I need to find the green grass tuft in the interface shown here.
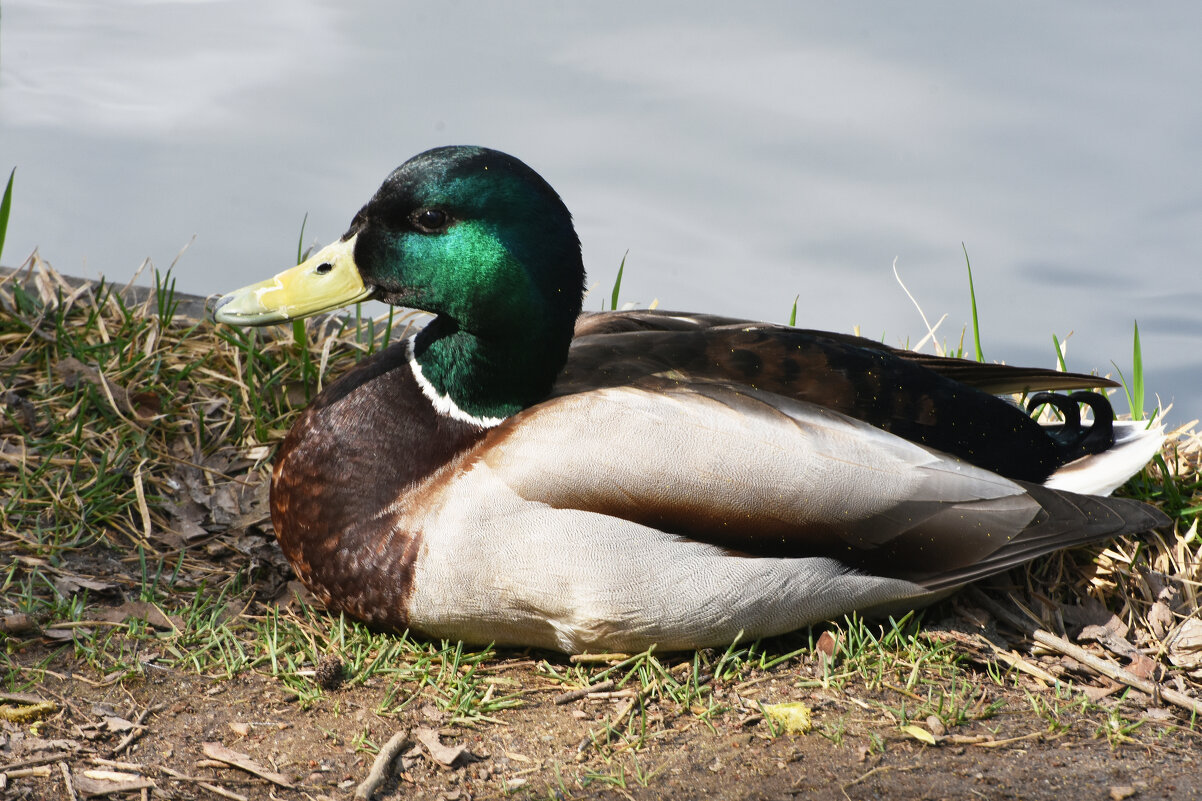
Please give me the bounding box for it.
[0,167,14,264]
[1112,320,1147,421]
[962,243,985,363]
[609,251,628,311]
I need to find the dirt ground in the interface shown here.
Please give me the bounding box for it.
[4,612,1201,801]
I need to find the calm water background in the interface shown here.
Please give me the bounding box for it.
[2,2,1199,422]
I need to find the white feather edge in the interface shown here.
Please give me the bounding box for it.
[1044,419,1166,496]
[406,338,506,429]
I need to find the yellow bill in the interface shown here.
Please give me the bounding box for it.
[213,235,373,326]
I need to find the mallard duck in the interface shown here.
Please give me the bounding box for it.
[214,146,1167,653]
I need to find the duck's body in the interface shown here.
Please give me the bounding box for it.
[216,146,1167,652]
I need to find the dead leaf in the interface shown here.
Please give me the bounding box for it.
[1126,652,1157,680]
[95,601,178,631]
[415,727,466,767]
[75,773,155,796]
[1062,598,1128,640]
[103,716,137,733]
[1083,682,1124,702]
[54,356,99,389]
[127,389,162,419]
[52,574,118,596]
[900,724,937,745]
[53,356,137,415]
[816,630,838,663]
[0,691,50,705]
[2,390,37,431]
[174,518,209,541]
[1,613,38,635]
[43,628,84,641]
[1166,617,1202,669]
[210,484,241,526]
[14,735,78,754]
[202,741,295,788]
[1148,601,1176,641]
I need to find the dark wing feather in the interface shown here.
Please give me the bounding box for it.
[913,483,1167,591]
[560,311,1098,482]
[574,310,1115,392]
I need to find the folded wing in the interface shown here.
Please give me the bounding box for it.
[482,380,1165,591]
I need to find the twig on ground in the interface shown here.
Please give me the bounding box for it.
[570,653,629,664]
[59,762,78,801]
[355,728,411,801]
[201,743,294,789]
[968,587,1202,717]
[553,679,616,705]
[0,754,75,772]
[111,704,161,757]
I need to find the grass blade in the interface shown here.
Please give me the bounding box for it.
[1112,321,1145,421]
[293,213,314,399]
[0,167,14,264]
[1131,320,1145,421]
[296,211,309,264]
[789,295,799,326]
[962,243,984,363]
[610,252,627,311]
[1051,333,1068,372]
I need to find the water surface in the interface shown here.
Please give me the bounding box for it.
[2,1,1199,420]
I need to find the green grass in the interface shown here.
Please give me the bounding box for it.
[609,251,627,310]
[962,243,985,362]
[0,167,14,264]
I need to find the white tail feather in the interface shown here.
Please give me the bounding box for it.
[1044,419,1166,496]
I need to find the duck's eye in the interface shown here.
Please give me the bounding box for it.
[413,208,449,233]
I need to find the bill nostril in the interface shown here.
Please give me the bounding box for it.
[315,262,333,275]
[211,292,237,323]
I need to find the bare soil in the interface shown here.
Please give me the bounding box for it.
[4,606,1201,801]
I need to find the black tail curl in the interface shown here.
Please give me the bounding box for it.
[1026,391,1115,465]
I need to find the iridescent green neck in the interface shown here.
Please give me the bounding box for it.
[411,314,573,423]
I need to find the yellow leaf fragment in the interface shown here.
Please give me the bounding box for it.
[761,702,812,734]
[900,724,937,745]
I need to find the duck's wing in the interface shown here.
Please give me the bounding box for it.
[573,309,1115,394]
[481,380,1166,592]
[559,319,1097,483]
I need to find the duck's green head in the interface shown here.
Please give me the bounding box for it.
[214,146,584,340]
[214,147,586,418]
